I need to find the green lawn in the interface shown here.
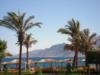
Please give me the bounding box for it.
[0,71,100,75]
[0,72,80,75]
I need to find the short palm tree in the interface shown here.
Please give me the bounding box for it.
[58,19,81,67]
[0,39,12,71]
[80,28,96,66]
[23,33,37,70]
[0,11,41,75]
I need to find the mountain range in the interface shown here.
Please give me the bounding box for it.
[18,43,84,58]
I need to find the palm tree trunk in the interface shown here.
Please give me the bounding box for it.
[73,48,78,67]
[73,54,75,67]
[76,49,78,67]
[85,47,90,75]
[99,64,100,74]
[96,64,98,72]
[85,50,88,67]
[26,47,29,65]
[85,47,89,67]
[0,59,2,71]
[18,42,22,75]
[26,47,29,72]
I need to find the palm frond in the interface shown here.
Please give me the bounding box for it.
[89,33,96,42]
[76,20,80,30]
[64,44,73,50]
[24,16,35,27]
[19,13,26,26]
[30,40,37,46]
[24,22,42,31]
[7,12,19,25]
[58,28,72,35]
[0,20,18,31]
[23,33,37,48]
[0,40,7,53]
[83,28,90,37]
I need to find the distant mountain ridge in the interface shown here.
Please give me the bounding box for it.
[15,43,84,58]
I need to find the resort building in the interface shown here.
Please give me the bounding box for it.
[93,35,100,50]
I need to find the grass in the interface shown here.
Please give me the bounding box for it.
[1,71,100,75]
[0,68,100,75]
[0,71,81,75]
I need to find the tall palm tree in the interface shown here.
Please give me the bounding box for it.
[80,28,96,66]
[0,11,41,75]
[23,33,37,68]
[58,19,81,67]
[0,39,7,71]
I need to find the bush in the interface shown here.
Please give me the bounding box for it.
[87,51,100,64]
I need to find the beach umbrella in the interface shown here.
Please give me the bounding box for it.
[38,59,48,67]
[2,59,19,71]
[44,59,57,62]
[2,59,25,69]
[26,59,39,72]
[32,54,38,57]
[38,58,57,67]
[38,59,46,63]
[8,59,19,64]
[38,58,57,73]
[28,60,38,64]
[57,59,68,67]
[28,60,39,68]
[4,52,12,56]
[82,59,85,61]
[44,59,57,72]
[66,59,73,63]
[58,59,68,62]
[45,59,57,67]
[2,59,19,64]
[38,58,57,64]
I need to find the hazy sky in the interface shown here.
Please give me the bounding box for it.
[0,0,100,55]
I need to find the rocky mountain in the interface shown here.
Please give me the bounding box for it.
[20,43,84,58]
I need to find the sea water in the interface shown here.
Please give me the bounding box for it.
[2,57,85,68]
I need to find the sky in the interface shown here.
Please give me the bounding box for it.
[0,0,100,55]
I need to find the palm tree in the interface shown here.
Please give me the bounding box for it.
[58,19,81,67]
[0,39,7,71]
[23,33,37,70]
[80,28,96,66]
[0,11,41,75]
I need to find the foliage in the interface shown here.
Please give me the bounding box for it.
[0,39,7,71]
[0,39,7,58]
[0,11,41,45]
[0,11,42,75]
[24,33,37,48]
[80,28,96,53]
[58,18,97,67]
[0,40,7,51]
[87,50,100,64]
[24,33,37,72]
[58,18,81,67]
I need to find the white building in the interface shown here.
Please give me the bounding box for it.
[93,35,100,50]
